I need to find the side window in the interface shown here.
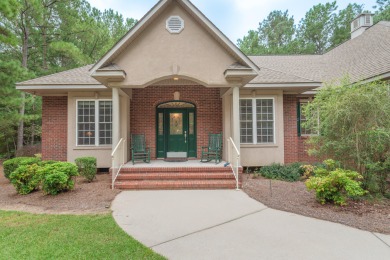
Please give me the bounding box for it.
[298,101,319,136]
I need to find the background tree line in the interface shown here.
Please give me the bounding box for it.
[0,0,136,157]
[237,0,390,55]
[0,0,389,158]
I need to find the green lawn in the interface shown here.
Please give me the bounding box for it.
[0,211,165,260]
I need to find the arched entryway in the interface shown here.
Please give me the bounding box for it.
[156,101,196,159]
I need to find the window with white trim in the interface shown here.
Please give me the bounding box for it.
[240,98,275,144]
[298,100,319,136]
[77,100,112,146]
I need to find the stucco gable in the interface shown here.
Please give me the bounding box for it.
[90,0,259,87]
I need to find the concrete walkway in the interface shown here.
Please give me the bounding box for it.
[111,190,390,260]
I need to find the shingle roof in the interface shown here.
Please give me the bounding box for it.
[16,22,390,87]
[323,21,390,83]
[249,22,390,84]
[249,55,324,84]
[17,64,100,86]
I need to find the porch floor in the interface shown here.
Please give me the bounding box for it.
[122,160,228,168]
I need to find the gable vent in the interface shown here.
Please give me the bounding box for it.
[166,16,184,34]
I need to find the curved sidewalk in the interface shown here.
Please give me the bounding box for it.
[112,190,390,260]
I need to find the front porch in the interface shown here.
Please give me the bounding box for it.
[112,160,242,190]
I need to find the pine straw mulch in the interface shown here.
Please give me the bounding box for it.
[1,161,389,233]
[242,174,390,234]
[0,163,120,215]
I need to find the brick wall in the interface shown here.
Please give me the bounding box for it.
[283,94,318,164]
[130,85,222,159]
[42,96,67,161]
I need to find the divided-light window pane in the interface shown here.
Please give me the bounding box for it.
[98,101,112,145]
[240,99,253,143]
[77,100,112,146]
[256,99,274,144]
[239,98,275,144]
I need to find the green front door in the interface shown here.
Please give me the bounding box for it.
[156,106,196,158]
[167,109,188,153]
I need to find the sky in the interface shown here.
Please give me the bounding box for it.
[88,0,377,43]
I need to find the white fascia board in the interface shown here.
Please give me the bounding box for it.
[16,84,107,90]
[92,71,126,78]
[224,70,258,77]
[245,82,323,88]
[89,0,169,74]
[357,72,390,85]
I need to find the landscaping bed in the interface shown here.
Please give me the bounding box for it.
[242,174,390,234]
[0,163,120,214]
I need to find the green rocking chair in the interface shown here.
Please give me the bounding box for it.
[131,134,151,165]
[201,133,223,164]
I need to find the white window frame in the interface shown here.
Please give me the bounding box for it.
[240,97,276,145]
[76,99,112,147]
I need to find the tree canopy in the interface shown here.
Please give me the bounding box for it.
[238,0,389,55]
[0,0,137,157]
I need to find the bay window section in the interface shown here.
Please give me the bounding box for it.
[77,100,112,146]
[240,98,275,144]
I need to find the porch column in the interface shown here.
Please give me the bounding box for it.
[112,87,120,148]
[232,86,240,152]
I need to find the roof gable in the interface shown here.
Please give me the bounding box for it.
[89,0,259,76]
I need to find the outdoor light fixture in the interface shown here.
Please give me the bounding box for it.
[173,77,179,81]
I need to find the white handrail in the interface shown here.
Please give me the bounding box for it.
[227,137,240,190]
[111,138,126,189]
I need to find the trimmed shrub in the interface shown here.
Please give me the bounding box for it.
[305,167,366,206]
[256,163,304,182]
[9,164,42,195]
[300,164,315,180]
[75,157,97,182]
[3,157,41,179]
[39,162,78,195]
[42,172,72,195]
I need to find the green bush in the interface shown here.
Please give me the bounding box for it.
[9,164,42,195]
[305,166,366,206]
[364,158,390,195]
[3,157,41,179]
[256,163,304,182]
[303,81,390,196]
[39,162,78,195]
[42,172,73,195]
[75,157,97,182]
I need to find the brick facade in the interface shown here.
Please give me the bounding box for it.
[130,85,222,159]
[41,96,68,161]
[283,94,318,164]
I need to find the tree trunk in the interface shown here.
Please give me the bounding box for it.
[17,11,29,151]
[42,27,48,70]
[31,94,36,145]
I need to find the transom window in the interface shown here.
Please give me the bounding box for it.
[77,100,112,146]
[240,98,275,144]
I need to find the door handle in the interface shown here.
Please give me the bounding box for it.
[184,131,187,143]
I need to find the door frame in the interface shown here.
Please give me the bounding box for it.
[156,101,197,158]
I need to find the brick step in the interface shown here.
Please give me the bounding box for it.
[116,172,235,181]
[120,166,238,174]
[114,180,240,190]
